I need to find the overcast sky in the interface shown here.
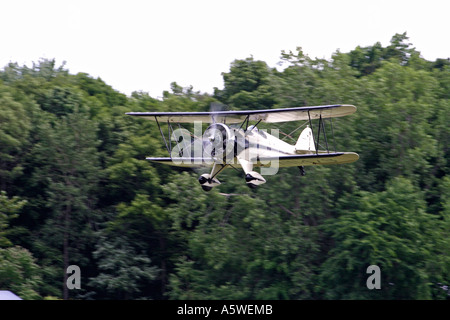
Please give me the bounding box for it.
[1,0,448,98]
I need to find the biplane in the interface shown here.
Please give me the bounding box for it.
[126,104,359,191]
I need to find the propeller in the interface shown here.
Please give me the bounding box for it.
[191,102,230,175]
[193,102,239,191]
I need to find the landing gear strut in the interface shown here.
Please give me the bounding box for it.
[298,166,306,176]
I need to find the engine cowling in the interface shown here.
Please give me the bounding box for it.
[203,123,235,162]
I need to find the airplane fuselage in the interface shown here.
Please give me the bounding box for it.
[197,123,316,189]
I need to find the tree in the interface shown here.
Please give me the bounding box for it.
[385,32,415,65]
[0,191,43,300]
[349,42,385,76]
[0,85,31,192]
[40,86,85,116]
[273,47,320,107]
[215,57,277,110]
[32,112,101,299]
[166,172,321,299]
[89,235,159,299]
[435,176,450,299]
[348,32,417,76]
[0,246,42,299]
[320,177,444,299]
[0,191,27,248]
[104,193,169,298]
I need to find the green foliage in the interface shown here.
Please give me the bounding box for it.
[320,177,444,299]
[348,32,418,76]
[166,172,326,299]
[215,57,277,110]
[0,246,42,299]
[0,191,27,247]
[89,236,159,299]
[0,85,31,191]
[0,36,448,300]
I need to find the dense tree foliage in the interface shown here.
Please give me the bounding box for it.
[0,33,448,299]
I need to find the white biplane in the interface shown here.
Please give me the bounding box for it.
[126,104,359,191]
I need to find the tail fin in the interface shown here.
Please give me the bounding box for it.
[295,126,315,153]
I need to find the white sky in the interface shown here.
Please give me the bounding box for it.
[0,0,448,98]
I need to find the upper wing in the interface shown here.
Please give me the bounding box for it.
[126,104,356,124]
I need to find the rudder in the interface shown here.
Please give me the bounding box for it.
[295,126,315,153]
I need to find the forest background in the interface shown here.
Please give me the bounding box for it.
[0,33,448,300]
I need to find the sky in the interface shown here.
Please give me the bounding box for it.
[1,0,448,98]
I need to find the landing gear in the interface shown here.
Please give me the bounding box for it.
[198,173,221,191]
[298,166,306,176]
[201,185,213,192]
[198,163,224,191]
[244,172,266,189]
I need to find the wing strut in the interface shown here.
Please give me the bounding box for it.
[308,111,336,155]
[167,120,173,155]
[155,116,169,155]
[154,116,177,156]
[211,163,228,180]
[237,115,250,131]
[307,110,317,154]
[316,114,330,153]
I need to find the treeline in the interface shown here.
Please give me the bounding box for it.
[0,33,448,299]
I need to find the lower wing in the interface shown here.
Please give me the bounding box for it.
[257,152,359,167]
[146,152,359,168]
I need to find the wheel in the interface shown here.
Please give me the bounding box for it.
[201,185,213,192]
[198,175,208,184]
